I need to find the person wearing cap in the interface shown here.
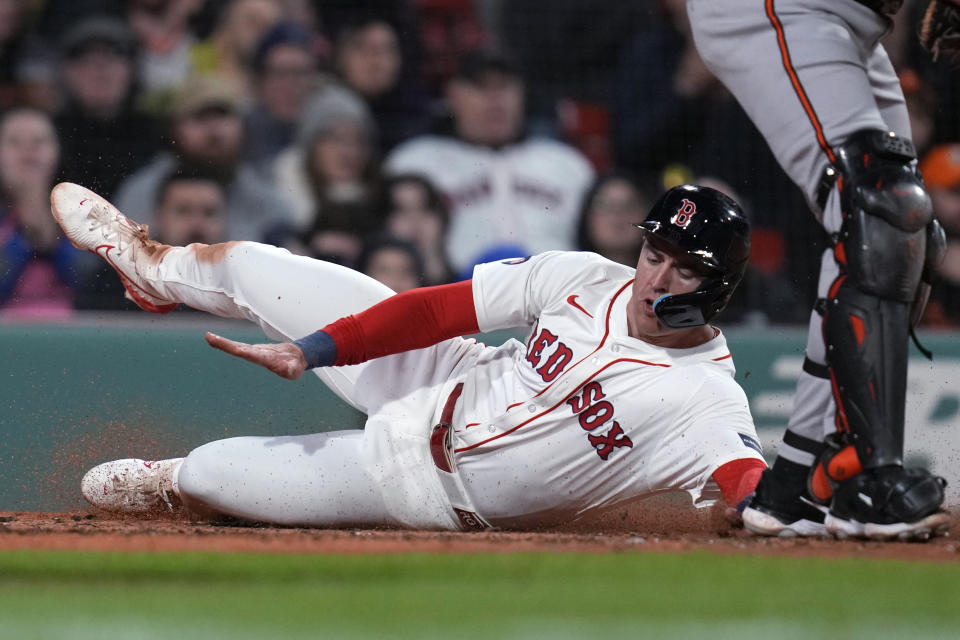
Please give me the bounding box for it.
[245,22,321,168]
[267,82,381,266]
[111,75,295,244]
[920,144,960,326]
[54,15,164,198]
[384,49,594,279]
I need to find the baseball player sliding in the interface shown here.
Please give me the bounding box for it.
[53,181,767,531]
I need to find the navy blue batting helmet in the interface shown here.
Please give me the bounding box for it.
[634,184,751,328]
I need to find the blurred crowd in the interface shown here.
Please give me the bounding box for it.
[1,0,958,327]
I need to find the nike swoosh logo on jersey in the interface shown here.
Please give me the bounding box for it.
[566,294,593,318]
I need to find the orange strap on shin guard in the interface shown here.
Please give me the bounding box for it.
[808,443,864,503]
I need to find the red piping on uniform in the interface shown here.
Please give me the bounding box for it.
[530,279,634,400]
[764,0,836,164]
[454,356,671,453]
[712,353,732,361]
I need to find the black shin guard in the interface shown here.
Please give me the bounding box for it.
[823,283,911,468]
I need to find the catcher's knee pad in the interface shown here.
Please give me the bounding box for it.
[831,130,933,301]
[829,466,946,525]
[821,131,935,469]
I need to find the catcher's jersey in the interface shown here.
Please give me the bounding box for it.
[451,251,763,528]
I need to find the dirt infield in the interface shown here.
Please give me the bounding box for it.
[2,501,957,562]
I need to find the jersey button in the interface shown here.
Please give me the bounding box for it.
[527,404,537,413]
[591,356,599,364]
[488,425,496,433]
[611,344,621,353]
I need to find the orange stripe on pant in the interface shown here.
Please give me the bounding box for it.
[764,0,836,165]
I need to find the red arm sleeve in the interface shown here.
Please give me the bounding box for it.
[323,280,480,366]
[712,458,767,506]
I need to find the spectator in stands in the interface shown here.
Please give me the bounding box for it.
[126,0,203,100]
[355,234,426,293]
[609,0,719,178]
[575,171,649,267]
[270,83,380,265]
[151,167,228,246]
[0,0,56,111]
[920,144,960,327]
[113,74,295,242]
[191,0,282,99]
[380,173,453,286]
[245,22,321,168]
[328,12,430,153]
[384,49,594,277]
[54,16,164,198]
[0,107,96,317]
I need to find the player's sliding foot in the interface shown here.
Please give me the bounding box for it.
[741,469,828,537]
[824,466,951,542]
[81,458,184,514]
[50,182,177,313]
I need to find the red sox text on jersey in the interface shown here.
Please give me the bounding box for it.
[525,325,634,460]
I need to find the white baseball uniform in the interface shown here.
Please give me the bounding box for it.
[148,242,763,530]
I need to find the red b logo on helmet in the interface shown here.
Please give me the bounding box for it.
[670,198,697,229]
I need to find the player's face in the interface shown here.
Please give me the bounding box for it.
[626,238,714,347]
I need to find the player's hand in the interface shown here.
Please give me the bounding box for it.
[204,332,308,380]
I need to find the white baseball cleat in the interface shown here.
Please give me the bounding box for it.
[50,182,177,313]
[81,458,184,514]
[825,511,952,542]
[742,504,828,537]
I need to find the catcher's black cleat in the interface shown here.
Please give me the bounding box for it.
[742,468,828,537]
[825,466,951,541]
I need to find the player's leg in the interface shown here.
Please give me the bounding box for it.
[688,0,882,536]
[79,430,433,528]
[49,181,420,413]
[81,416,463,530]
[688,0,948,538]
[174,431,401,527]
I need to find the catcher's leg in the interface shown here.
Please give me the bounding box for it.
[811,130,948,539]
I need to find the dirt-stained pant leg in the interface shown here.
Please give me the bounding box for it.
[687,0,910,464]
[142,241,463,528]
[152,241,394,413]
